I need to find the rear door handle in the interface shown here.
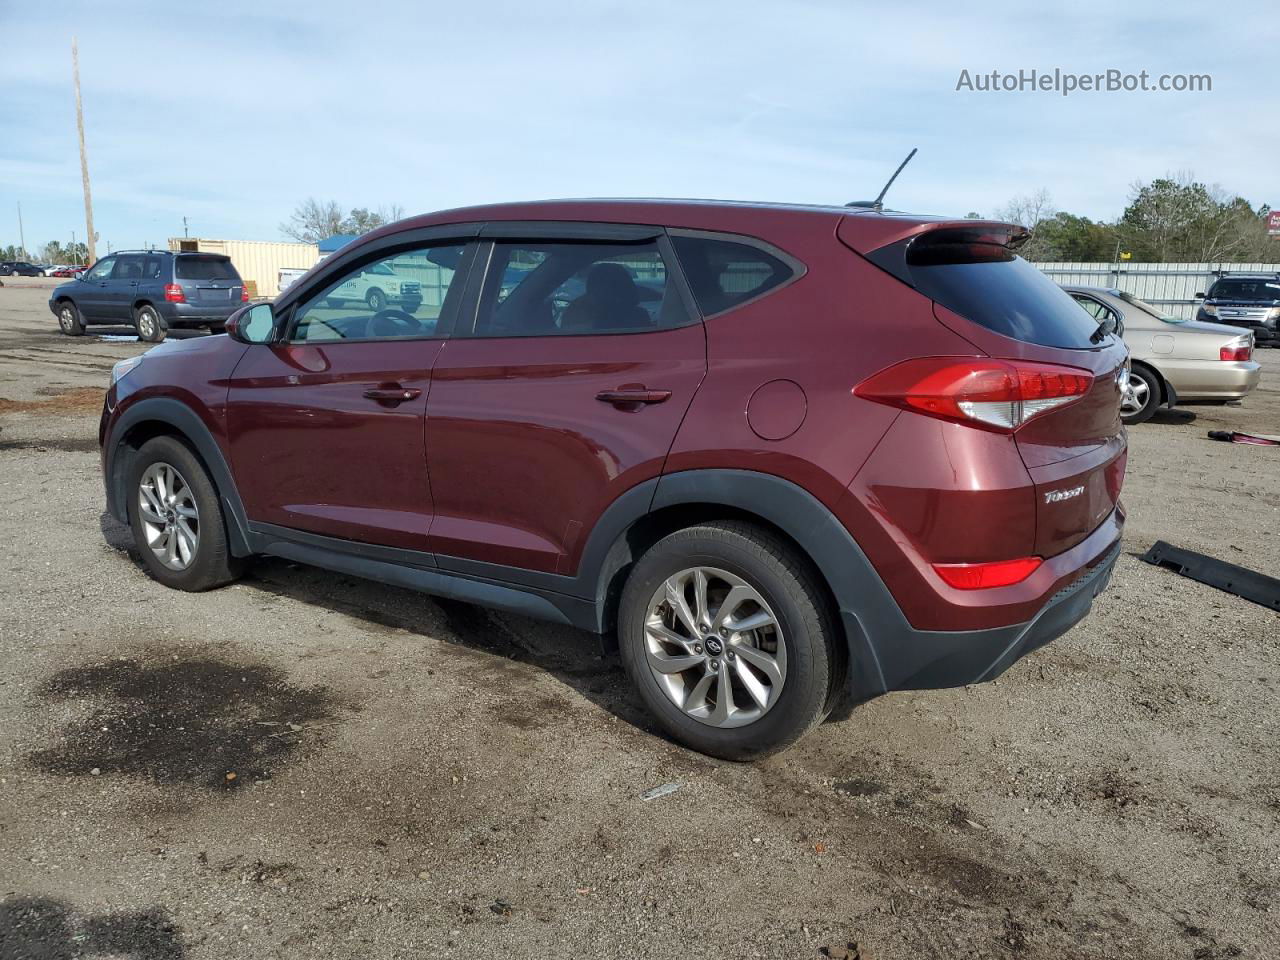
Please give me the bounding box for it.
[363,386,422,404]
[596,387,672,407]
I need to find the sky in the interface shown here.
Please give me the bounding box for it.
[1,0,1276,254]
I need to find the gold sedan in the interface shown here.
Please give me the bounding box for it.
[1063,285,1262,425]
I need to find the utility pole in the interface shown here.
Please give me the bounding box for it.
[16,202,25,259]
[183,216,189,238]
[72,37,96,265]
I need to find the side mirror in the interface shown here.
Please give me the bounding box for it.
[226,302,276,344]
[1194,292,1205,299]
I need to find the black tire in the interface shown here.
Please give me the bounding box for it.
[56,300,84,336]
[617,521,838,760]
[1121,365,1161,425]
[126,436,244,591]
[134,304,166,343]
[365,288,387,312]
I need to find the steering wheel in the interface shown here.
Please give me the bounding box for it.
[366,309,424,339]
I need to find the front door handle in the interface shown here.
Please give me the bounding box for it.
[596,387,672,407]
[363,386,422,405]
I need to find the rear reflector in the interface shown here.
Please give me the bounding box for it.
[855,357,1093,432]
[1220,340,1252,362]
[933,556,1043,590]
[164,283,185,303]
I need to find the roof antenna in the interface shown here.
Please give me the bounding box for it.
[846,147,917,211]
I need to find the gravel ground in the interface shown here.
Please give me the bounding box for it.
[1,276,1277,960]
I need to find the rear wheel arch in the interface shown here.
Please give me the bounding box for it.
[1129,359,1168,403]
[583,470,867,695]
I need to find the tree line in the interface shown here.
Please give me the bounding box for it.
[981,174,1276,263]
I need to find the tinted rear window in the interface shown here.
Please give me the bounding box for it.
[175,255,238,281]
[871,232,1102,349]
[671,235,797,316]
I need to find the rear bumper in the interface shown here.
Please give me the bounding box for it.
[159,301,241,325]
[1156,359,1261,401]
[841,506,1123,701]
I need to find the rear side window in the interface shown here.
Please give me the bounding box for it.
[472,240,689,337]
[671,235,797,316]
[871,230,1102,349]
[175,255,238,281]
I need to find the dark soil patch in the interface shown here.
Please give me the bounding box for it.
[0,896,183,959]
[26,654,342,790]
[0,435,99,454]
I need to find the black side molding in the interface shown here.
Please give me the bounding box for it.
[1141,540,1280,612]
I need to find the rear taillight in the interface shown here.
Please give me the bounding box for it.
[1220,339,1252,362]
[241,286,249,302]
[854,357,1094,432]
[164,283,185,303]
[933,556,1043,590]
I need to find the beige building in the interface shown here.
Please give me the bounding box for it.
[168,237,319,298]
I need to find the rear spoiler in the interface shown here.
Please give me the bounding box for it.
[838,217,1030,285]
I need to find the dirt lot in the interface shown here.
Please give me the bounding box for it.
[1,275,1277,960]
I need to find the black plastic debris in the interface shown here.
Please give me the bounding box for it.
[1141,541,1280,612]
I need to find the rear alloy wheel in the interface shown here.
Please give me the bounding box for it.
[1121,365,1160,425]
[126,436,243,591]
[618,522,837,759]
[57,301,84,336]
[135,304,166,343]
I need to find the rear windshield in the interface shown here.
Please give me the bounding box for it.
[1207,278,1280,302]
[872,232,1103,349]
[175,255,238,281]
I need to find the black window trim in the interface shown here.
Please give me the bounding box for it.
[1068,291,1124,325]
[666,227,807,319]
[454,227,701,340]
[274,223,485,345]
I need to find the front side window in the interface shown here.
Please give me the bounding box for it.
[84,257,115,281]
[291,244,465,342]
[671,235,797,316]
[473,240,687,337]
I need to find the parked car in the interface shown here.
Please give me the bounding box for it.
[322,260,423,313]
[39,264,60,277]
[49,250,247,342]
[0,260,44,276]
[1063,285,1260,425]
[99,200,1128,758]
[50,265,85,278]
[1194,273,1280,345]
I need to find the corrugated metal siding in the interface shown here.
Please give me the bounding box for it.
[168,238,319,297]
[1036,261,1280,319]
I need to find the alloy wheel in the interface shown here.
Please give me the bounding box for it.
[1121,376,1149,416]
[643,566,787,729]
[137,462,200,570]
[58,306,74,333]
[137,309,157,340]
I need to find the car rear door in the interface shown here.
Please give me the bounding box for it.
[225,238,476,551]
[424,226,707,576]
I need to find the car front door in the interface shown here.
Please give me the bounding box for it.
[76,256,117,321]
[424,228,707,576]
[225,239,475,552]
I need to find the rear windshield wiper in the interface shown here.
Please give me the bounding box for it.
[1089,317,1116,344]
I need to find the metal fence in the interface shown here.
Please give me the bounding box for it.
[1034,261,1280,319]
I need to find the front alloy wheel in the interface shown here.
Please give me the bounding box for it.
[137,462,200,570]
[644,566,787,728]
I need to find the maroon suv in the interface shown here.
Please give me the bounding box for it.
[99,199,1128,758]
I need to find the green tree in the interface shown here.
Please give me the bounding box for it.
[1118,175,1270,262]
